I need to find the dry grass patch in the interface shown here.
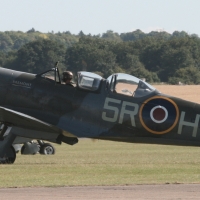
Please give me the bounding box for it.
[153,85,200,103]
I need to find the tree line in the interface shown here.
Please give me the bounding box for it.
[0,28,194,53]
[1,29,200,84]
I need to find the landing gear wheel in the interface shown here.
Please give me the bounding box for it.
[40,143,55,155]
[0,146,16,164]
[20,145,25,154]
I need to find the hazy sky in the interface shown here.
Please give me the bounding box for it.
[1,0,200,35]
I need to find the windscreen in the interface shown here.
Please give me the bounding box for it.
[39,68,60,83]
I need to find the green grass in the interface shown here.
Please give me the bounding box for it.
[1,139,200,187]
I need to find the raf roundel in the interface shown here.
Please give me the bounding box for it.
[150,105,168,124]
[139,96,179,134]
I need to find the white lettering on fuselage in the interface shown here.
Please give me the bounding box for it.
[102,98,121,123]
[178,111,200,137]
[12,80,32,88]
[119,101,138,126]
[102,97,200,137]
[102,97,139,126]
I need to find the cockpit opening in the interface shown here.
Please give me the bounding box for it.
[107,73,155,98]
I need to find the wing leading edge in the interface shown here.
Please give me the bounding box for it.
[0,106,77,139]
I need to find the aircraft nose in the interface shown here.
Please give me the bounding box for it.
[0,67,15,85]
[0,68,17,105]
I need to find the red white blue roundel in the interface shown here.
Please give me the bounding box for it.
[139,96,179,134]
[150,105,168,123]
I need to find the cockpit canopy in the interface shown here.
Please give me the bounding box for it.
[37,68,156,97]
[107,73,156,98]
[77,71,103,91]
[77,72,156,97]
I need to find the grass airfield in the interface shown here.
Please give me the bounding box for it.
[1,85,200,188]
[1,140,200,187]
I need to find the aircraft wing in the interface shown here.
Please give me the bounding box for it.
[0,106,74,136]
[0,106,61,133]
[0,106,78,148]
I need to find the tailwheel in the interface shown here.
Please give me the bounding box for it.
[0,146,16,164]
[40,143,55,155]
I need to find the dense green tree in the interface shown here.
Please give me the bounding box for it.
[65,37,117,77]
[140,42,163,72]
[120,29,146,41]
[65,37,160,80]
[0,50,17,69]
[7,39,66,73]
[78,31,85,37]
[172,31,188,38]
[0,32,13,52]
[102,30,121,42]
[139,36,200,82]
[27,28,36,33]
[130,66,160,82]
[147,31,171,40]
[0,31,78,52]
[0,52,6,66]
[168,66,200,84]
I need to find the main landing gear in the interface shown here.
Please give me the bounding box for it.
[0,123,56,164]
[0,145,16,164]
[21,140,55,155]
[0,124,16,164]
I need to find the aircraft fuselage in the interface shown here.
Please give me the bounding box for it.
[1,67,200,147]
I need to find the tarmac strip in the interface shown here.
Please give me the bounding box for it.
[1,184,200,200]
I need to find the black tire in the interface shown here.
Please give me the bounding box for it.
[21,145,25,154]
[0,146,16,164]
[40,143,55,155]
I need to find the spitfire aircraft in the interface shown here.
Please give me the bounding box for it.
[0,63,200,164]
